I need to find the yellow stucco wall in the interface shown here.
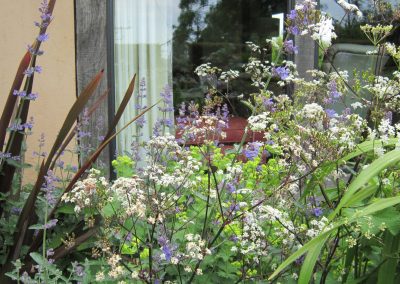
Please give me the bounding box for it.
[0,0,76,183]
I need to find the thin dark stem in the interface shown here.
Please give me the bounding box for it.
[319,183,334,209]
[320,229,340,283]
[148,220,157,282]
[202,170,211,238]
[177,263,183,284]
[211,166,225,223]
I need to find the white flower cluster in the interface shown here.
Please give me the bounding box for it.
[248,112,270,131]
[378,119,396,143]
[194,63,221,77]
[146,135,181,152]
[365,76,397,99]
[329,113,364,152]
[62,169,109,213]
[183,115,227,143]
[306,217,330,238]
[299,103,324,120]
[258,205,297,245]
[245,41,261,53]
[184,234,211,260]
[294,0,317,11]
[144,155,201,190]
[369,119,400,156]
[106,254,125,279]
[220,69,240,82]
[361,24,393,45]
[337,0,363,18]
[310,15,337,48]
[225,164,243,181]
[244,59,270,88]
[231,212,268,263]
[111,176,146,217]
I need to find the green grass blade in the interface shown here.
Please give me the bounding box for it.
[344,184,378,208]
[377,231,400,284]
[342,138,398,162]
[331,150,400,219]
[270,196,400,281]
[298,234,329,284]
[269,228,335,281]
[342,245,356,283]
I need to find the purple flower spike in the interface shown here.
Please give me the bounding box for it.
[325,109,337,118]
[288,9,297,20]
[27,45,44,56]
[37,33,49,42]
[13,90,27,98]
[34,66,43,73]
[162,245,172,262]
[312,207,323,217]
[226,182,236,193]
[27,93,39,100]
[23,68,35,77]
[272,66,290,80]
[288,25,300,35]
[283,39,298,54]
[328,81,341,99]
[243,141,263,160]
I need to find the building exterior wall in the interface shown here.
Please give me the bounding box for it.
[0,0,76,183]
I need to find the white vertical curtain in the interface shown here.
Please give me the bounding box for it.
[114,0,173,154]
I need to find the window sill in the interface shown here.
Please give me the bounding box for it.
[175,116,264,145]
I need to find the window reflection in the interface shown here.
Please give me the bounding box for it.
[320,0,399,44]
[172,0,287,117]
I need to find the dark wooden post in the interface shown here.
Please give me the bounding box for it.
[294,0,318,80]
[75,0,112,174]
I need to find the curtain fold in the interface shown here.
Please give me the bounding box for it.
[114,0,173,155]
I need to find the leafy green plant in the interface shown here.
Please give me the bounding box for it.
[2,1,400,283]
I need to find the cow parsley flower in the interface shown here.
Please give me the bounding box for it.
[299,103,324,120]
[248,112,270,131]
[220,69,240,82]
[337,0,363,18]
[311,15,337,49]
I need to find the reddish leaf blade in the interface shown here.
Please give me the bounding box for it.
[105,74,136,139]
[0,51,31,152]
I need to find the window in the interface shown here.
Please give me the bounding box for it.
[113,0,288,153]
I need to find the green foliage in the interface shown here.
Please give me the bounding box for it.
[112,155,134,178]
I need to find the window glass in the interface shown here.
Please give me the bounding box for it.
[320,0,399,44]
[114,0,288,152]
[172,0,287,117]
[319,0,400,116]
